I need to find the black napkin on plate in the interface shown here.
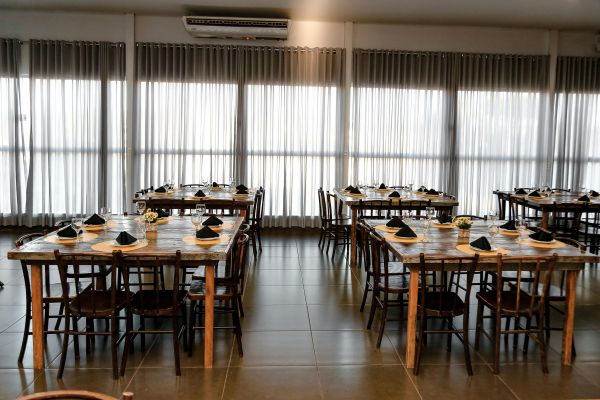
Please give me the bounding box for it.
[57,225,78,238]
[155,186,167,193]
[196,226,219,239]
[115,231,137,245]
[388,191,401,198]
[379,183,387,189]
[395,226,417,238]
[236,188,249,195]
[202,215,223,226]
[470,236,492,251]
[426,189,439,195]
[194,189,207,198]
[590,190,600,197]
[212,182,219,187]
[417,187,426,192]
[386,217,407,228]
[344,185,354,191]
[515,188,527,195]
[157,209,170,218]
[236,184,248,191]
[349,187,362,195]
[84,213,106,225]
[578,195,591,202]
[529,230,554,242]
[437,214,453,224]
[528,190,542,197]
[499,220,517,230]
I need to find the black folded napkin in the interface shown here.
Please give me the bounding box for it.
[470,236,492,251]
[379,183,387,189]
[84,213,106,225]
[349,187,362,195]
[155,186,167,193]
[345,185,355,191]
[115,231,137,245]
[395,226,417,238]
[157,209,170,218]
[528,190,542,197]
[529,230,553,242]
[499,220,517,230]
[590,190,599,197]
[437,214,453,224]
[578,195,591,202]
[515,188,527,195]
[236,189,249,195]
[196,226,219,239]
[212,182,219,187]
[388,191,401,198]
[386,217,408,228]
[417,187,427,192]
[426,189,439,195]
[194,189,207,198]
[236,184,248,191]
[202,215,223,226]
[57,225,78,238]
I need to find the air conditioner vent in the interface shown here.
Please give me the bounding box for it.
[182,16,289,40]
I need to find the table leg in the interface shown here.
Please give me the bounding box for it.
[31,264,45,369]
[204,263,215,368]
[350,208,358,265]
[562,270,578,365]
[541,211,549,230]
[405,269,419,368]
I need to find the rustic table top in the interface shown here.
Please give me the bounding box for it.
[133,187,255,207]
[6,215,244,262]
[364,218,599,267]
[494,190,600,209]
[334,188,458,207]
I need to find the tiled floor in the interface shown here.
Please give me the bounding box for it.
[1,227,600,399]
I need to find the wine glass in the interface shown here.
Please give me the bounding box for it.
[488,224,499,247]
[137,220,147,243]
[425,207,436,220]
[137,201,146,215]
[488,209,497,225]
[516,218,527,242]
[421,219,431,242]
[403,210,414,227]
[192,212,202,231]
[196,204,206,222]
[71,218,83,242]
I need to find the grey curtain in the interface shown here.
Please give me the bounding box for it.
[0,39,27,225]
[26,39,126,226]
[552,56,600,191]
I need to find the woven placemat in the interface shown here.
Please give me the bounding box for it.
[91,240,148,253]
[45,232,98,244]
[384,233,425,243]
[456,244,509,255]
[519,239,566,249]
[182,234,230,246]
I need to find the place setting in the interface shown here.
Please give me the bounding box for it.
[91,230,148,252]
[45,221,98,244]
[182,206,231,246]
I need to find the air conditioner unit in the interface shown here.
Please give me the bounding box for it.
[182,16,289,40]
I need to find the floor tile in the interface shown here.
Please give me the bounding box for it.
[312,330,401,365]
[243,284,306,306]
[308,304,368,330]
[230,331,316,367]
[242,305,311,331]
[0,369,38,399]
[246,269,303,286]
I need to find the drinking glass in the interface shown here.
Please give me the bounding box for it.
[71,218,83,242]
[403,210,414,227]
[421,219,431,242]
[488,209,497,225]
[196,204,206,222]
[137,201,146,215]
[137,220,147,243]
[516,218,527,242]
[488,224,499,247]
[192,213,202,231]
[425,207,436,220]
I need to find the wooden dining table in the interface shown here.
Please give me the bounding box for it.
[133,187,255,216]
[364,218,600,369]
[335,189,459,265]
[6,215,243,370]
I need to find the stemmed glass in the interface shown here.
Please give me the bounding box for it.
[196,204,206,223]
[425,207,436,220]
[191,212,202,232]
[488,224,499,247]
[136,201,146,215]
[100,206,112,222]
[488,209,497,225]
[516,218,527,242]
[421,218,431,242]
[403,210,414,227]
[71,218,83,243]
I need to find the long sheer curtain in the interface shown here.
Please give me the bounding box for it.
[0,39,27,225]
[552,56,600,191]
[26,40,126,226]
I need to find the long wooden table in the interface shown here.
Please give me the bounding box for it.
[494,190,600,229]
[133,187,255,216]
[6,215,243,369]
[335,189,459,265]
[364,218,599,369]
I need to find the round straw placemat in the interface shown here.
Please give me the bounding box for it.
[201,223,234,231]
[456,244,509,256]
[45,232,98,244]
[374,225,400,233]
[182,234,230,246]
[519,239,566,249]
[499,229,520,236]
[346,193,367,198]
[384,233,425,243]
[91,240,148,253]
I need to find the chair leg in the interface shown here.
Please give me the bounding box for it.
[523,317,532,354]
[446,318,453,352]
[188,300,195,357]
[232,297,243,357]
[18,305,31,364]
[54,303,64,330]
[237,294,245,318]
[376,293,388,348]
[463,312,473,376]
[140,316,146,352]
[366,288,378,330]
[181,304,188,352]
[172,312,181,376]
[414,315,427,376]
[120,312,133,376]
[57,312,71,380]
[493,310,502,374]
[537,313,549,374]
[110,315,119,380]
[474,301,484,350]
[43,303,50,339]
[72,316,80,360]
[256,225,263,251]
[359,274,370,312]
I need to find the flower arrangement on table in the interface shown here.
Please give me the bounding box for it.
[453,216,473,238]
[141,209,159,224]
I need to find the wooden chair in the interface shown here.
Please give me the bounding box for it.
[248,187,265,256]
[326,192,351,255]
[357,199,392,219]
[187,234,249,358]
[118,251,188,376]
[53,251,127,380]
[475,254,558,374]
[495,190,511,220]
[414,253,479,376]
[18,390,133,400]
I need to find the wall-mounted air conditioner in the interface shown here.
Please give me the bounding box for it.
[182,16,289,40]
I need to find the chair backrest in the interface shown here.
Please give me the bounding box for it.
[53,251,118,317]
[234,234,250,288]
[418,253,479,313]
[326,192,344,220]
[118,251,183,315]
[18,390,133,400]
[317,188,328,222]
[368,231,403,285]
[252,189,265,221]
[356,219,372,272]
[358,199,391,219]
[494,255,558,316]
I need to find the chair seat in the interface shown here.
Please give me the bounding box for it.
[191,264,229,280]
[69,290,129,316]
[131,290,187,315]
[378,274,410,293]
[45,281,92,302]
[418,292,465,317]
[476,289,541,316]
[330,219,352,227]
[187,280,234,300]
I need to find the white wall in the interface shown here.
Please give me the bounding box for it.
[0,9,597,56]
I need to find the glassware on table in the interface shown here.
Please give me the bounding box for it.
[425,207,436,220]
[137,221,147,243]
[516,218,527,242]
[421,219,431,242]
[402,210,414,226]
[196,204,206,222]
[488,209,497,224]
[488,224,499,247]
[136,201,146,215]
[71,218,84,242]
[191,213,202,231]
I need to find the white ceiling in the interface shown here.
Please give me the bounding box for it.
[1,0,599,29]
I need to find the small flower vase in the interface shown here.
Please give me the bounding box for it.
[146,222,158,240]
[458,228,470,239]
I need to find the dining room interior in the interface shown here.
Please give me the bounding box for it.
[1,0,600,399]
